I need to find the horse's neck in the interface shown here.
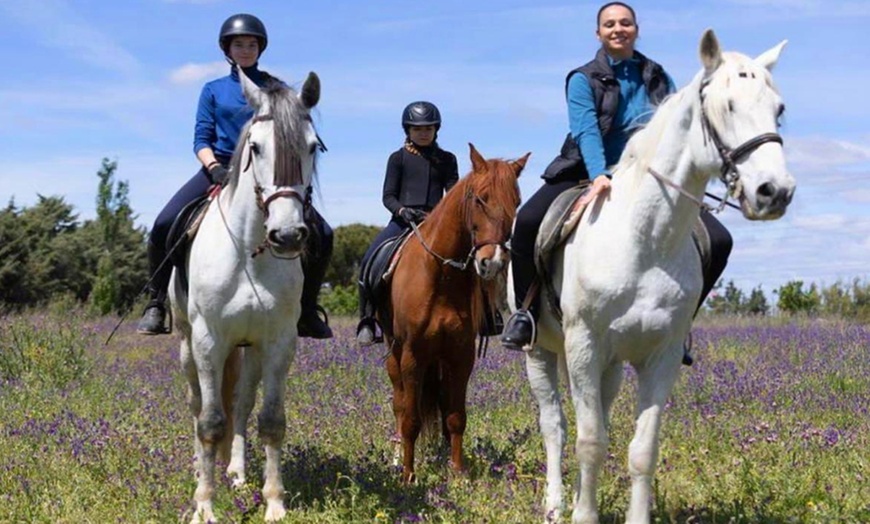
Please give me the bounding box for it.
[615,90,707,255]
[216,173,266,249]
[423,203,472,260]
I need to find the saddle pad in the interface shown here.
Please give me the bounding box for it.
[534,182,591,279]
[165,191,214,294]
[361,230,412,301]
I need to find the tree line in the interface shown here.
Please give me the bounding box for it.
[2,160,869,320]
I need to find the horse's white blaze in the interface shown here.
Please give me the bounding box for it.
[509,30,795,524]
[171,66,321,523]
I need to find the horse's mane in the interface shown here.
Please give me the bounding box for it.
[615,51,778,185]
[228,73,320,189]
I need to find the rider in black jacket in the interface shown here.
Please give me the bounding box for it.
[356,101,459,346]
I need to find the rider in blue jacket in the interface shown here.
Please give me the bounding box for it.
[137,14,334,339]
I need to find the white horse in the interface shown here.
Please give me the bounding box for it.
[170,67,322,523]
[510,30,795,523]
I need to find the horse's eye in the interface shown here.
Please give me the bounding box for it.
[776,104,785,127]
[728,100,735,112]
[309,143,318,155]
[250,142,260,155]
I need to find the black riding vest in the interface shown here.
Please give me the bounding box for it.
[382,146,460,215]
[542,48,671,181]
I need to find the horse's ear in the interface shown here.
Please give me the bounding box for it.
[511,153,531,178]
[469,143,487,173]
[754,40,787,72]
[699,28,723,75]
[300,72,320,109]
[239,65,265,110]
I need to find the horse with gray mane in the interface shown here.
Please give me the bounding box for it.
[170,66,322,523]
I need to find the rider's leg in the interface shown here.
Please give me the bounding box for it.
[502,179,579,350]
[356,218,407,346]
[683,210,733,364]
[138,168,213,335]
[298,207,334,339]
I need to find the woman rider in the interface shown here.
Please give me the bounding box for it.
[501,2,733,364]
[356,101,459,346]
[137,13,334,339]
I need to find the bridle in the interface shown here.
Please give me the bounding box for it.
[239,113,312,258]
[647,75,784,213]
[411,187,511,271]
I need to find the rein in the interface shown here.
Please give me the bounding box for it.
[409,188,509,271]
[647,76,783,214]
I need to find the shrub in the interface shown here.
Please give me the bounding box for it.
[0,315,92,388]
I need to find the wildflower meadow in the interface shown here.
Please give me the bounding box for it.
[1,311,868,523]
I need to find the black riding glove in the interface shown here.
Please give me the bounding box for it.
[399,207,427,225]
[208,164,229,186]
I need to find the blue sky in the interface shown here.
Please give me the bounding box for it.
[2,0,869,295]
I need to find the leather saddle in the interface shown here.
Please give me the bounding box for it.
[165,192,214,294]
[531,181,712,321]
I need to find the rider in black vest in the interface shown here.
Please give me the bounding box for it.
[356,101,459,346]
[501,2,732,364]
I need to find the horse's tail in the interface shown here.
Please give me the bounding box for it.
[419,361,442,443]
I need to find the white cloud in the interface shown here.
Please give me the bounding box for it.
[0,0,140,75]
[790,213,848,231]
[169,62,228,86]
[786,136,870,169]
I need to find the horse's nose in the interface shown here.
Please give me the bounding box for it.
[268,225,308,251]
[475,253,505,280]
[756,182,794,215]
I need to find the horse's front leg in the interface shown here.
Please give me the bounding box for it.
[399,348,423,483]
[386,345,404,468]
[227,346,262,488]
[526,346,566,523]
[258,336,294,522]
[189,331,229,524]
[626,348,681,524]
[564,331,607,524]
[440,354,473,474]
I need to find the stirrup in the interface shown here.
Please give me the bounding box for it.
[502,309,536,352]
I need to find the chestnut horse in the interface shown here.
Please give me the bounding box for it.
[382,144,529,482]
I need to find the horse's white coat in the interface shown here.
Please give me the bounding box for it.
[509,31,794,523]
[170,67,321,523]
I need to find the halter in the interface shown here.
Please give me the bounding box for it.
[698,76,784,211]
[241,113,310,258]
[410,188,511,271]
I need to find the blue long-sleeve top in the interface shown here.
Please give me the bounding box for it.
[567,55,676,179]
[193,65,269,158]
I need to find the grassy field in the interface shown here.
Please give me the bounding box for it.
[1,311,868,523]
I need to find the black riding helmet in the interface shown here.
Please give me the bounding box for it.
[402,101,442,132]
[219,14,268,56]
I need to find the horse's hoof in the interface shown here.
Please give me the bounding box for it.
[264,501,286,522]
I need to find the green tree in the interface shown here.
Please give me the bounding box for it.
[775,280,820,315]
[706,279,746,315]
[745,285,769,316]
[326,223,381,287]
[89,158,148,314]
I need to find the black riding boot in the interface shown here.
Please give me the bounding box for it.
[683,211,734,366]
[298,254,333,340]
[356,282,378,346]
[137,241,170,335]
